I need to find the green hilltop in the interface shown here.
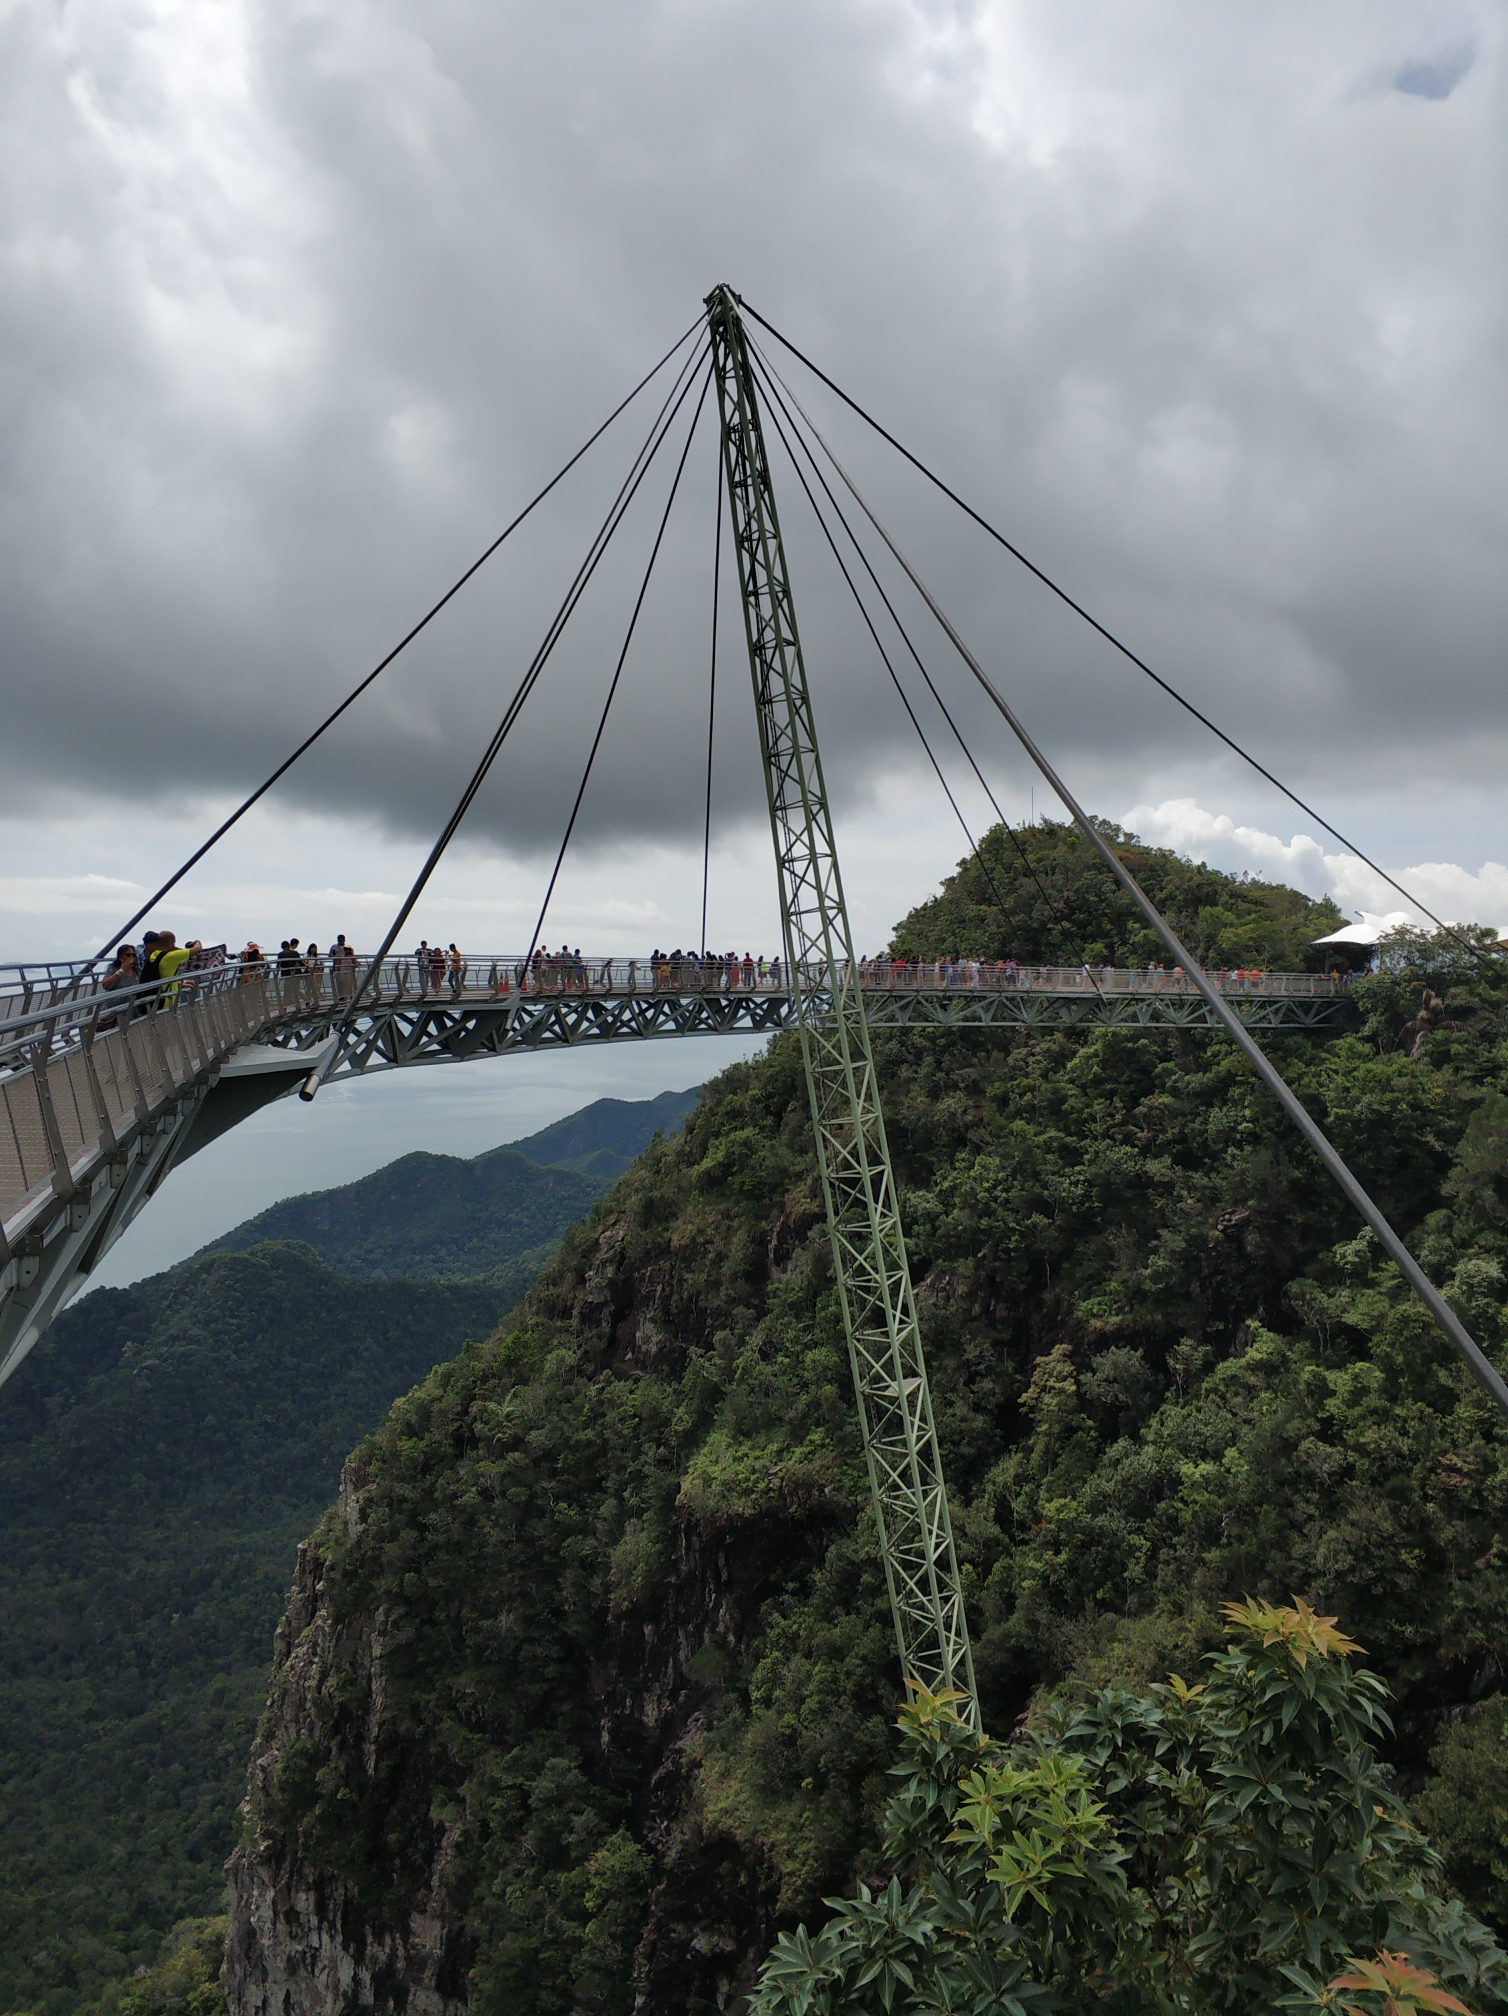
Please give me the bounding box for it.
[196,1085,701,1283]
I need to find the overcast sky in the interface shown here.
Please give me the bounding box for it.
[2,0,1502,1273]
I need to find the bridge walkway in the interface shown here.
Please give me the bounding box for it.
[0,953,1356,1387]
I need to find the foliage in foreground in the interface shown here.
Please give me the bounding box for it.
[751,1604,1508,2016]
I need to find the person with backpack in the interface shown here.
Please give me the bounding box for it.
[141,932,169,989]
[153,933,192,1005]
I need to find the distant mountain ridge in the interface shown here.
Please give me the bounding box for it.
[196,1085,700,1283]
[505,1085,701,1180]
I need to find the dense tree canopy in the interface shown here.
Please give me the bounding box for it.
[234,832,1508,2009]
[889,820,1353,971]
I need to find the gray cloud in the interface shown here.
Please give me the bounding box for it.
[1394,48,1474,95]
[0,0,1501,865]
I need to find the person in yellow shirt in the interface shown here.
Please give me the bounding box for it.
[156,933,194,1004]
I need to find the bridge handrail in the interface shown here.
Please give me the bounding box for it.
[0,966,292,1256]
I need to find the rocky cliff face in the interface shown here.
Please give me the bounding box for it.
[222,1103,880,2016]
[224,1474,828,2016]
[226,1526,471,2016]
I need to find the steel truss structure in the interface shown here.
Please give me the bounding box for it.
[707,285,977,1712]
[251,978,1348,1077]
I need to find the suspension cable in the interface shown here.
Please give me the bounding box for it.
[752,347,1106,981]
[763,352,1508,1418]
[523,364,714,970]
[94,314,706,966]
[702,444,724,957]
[299,337,711,1097]
[740,296,1494,963]
[754,363,1036,961]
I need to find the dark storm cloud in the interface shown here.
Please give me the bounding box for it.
[0,0,1500,859]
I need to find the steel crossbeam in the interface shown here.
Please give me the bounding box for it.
[707,285,977,1714]
[243,981,1348,1078]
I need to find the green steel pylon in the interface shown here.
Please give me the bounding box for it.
[706,285,977,1716]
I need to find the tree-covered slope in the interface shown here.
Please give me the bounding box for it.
[196,1148,601,1284]
[892,817,1354,969]
[506,1087,701,1180]
[225,826,1508,2016]
[0,1244,509,2016]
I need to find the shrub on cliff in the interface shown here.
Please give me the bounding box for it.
[84,1917,228,2016]
[751,1604,1508,2015]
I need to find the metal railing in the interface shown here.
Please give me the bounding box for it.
[2,951,1354,1032]
[0,951,1356,1058]
[0,965,301,1257]
[297,952,1356,1001]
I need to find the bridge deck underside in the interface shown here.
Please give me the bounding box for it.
[259,980,1352,1077]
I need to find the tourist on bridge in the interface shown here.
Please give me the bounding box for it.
[157,934,194,1003]
[447,944,464,997]
[141,931,173,989]
[141,930,188,1001]
[332,935,356,999]
[414,940,431,995]
[428,943,446,995]
[98,944,139,1028]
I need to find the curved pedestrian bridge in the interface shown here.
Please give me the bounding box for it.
[0,952,1355,1387]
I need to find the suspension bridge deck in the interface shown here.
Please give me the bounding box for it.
[0,953,1355,1388]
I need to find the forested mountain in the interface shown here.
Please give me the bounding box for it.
[0,1090,697,2016]
[892,818,1356,970]
[506,1088,701,1181]
[198,1150,598,1289]
[223,824,1508,2016]
[0,1245,507,2016]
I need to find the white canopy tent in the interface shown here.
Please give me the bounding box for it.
[1311,909,1414,949]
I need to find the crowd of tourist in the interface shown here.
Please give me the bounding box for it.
[88,933,1358,1014]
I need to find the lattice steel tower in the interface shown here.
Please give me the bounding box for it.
[706,285,976,1715]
